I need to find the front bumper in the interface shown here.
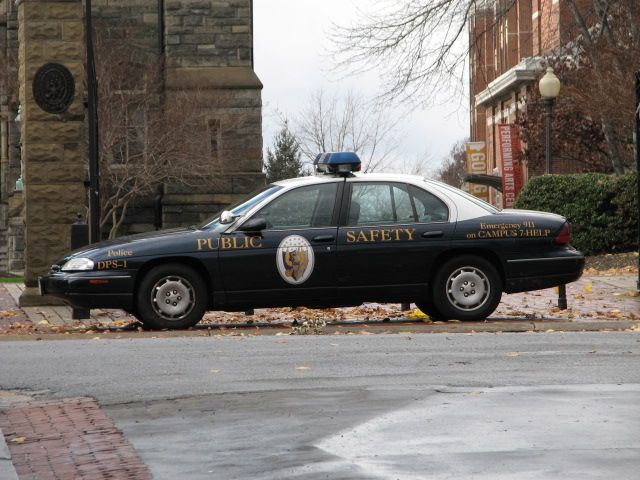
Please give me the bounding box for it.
[39,270,135,310]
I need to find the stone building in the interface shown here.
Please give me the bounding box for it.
[469,0,592,204]
[0,0,264,279]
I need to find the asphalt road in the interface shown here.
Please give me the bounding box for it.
[1,332,640,479]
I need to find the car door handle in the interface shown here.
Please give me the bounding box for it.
[312,235,335,243]
[422,231,444,239]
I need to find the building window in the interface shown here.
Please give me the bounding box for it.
[208,118,221,161]
[112,104,145,165]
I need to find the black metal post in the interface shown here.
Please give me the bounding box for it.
[635,71,640,292]
[85,0,101,243]
[158,0,165,55]
[557,283,567,310]
[543,96,567,309]
[71,214,90,320]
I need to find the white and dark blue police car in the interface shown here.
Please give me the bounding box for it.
[40,152,585,329]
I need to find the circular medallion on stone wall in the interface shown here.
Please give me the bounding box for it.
[32,63,75,114]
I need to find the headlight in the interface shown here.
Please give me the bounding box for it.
[61,258,95,271]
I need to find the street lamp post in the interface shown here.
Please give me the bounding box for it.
[539,67,561,174]
[538,67,567,309]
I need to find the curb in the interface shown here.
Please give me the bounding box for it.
[0,428,19,480]
[0,319,637,341]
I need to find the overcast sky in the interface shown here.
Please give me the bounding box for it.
[253,0,470,172]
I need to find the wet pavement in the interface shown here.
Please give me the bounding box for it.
[1,332,639,479]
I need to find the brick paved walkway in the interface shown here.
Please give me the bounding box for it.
[0,397,151,480]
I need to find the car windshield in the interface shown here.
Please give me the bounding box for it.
[199,185,283,229]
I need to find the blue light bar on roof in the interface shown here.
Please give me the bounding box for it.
[314,152,362,174]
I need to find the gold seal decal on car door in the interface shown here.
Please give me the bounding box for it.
[276,235,315,285]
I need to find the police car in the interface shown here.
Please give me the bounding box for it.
[40,152,585,329]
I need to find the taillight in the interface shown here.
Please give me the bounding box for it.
[554,222,570,245]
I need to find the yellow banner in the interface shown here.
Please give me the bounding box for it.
[465,142,490,202]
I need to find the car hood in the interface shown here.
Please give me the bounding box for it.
[60,227,209,263]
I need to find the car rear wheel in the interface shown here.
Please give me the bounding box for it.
[136,263,208,330]
[432,255,502,321]
[414,301,450,321]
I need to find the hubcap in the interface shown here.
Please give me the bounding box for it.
[150,276,195,321]
[446,266,490,311]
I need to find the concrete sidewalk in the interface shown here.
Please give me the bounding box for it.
[0,428,18,480]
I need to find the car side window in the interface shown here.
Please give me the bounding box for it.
[409,185,449,222]
[349,183,414,226]
[256,183,338,230]
[393,185,415,223]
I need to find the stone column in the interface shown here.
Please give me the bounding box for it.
[17,0,86,306]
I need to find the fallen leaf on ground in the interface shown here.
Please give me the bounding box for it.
[10,437,26,444]
[407,309,427,319]
[507,352,521,357]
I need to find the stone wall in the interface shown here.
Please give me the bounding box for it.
[18,0,87,305]
[104,0,264,234]
[3,0,264,282]
[164,0,253,68]
[91,0,160,50]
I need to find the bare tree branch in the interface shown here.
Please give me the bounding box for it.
[95,35,240,238]
[330,0,513,105]
[294,90,401,173]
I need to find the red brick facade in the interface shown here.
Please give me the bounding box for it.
[469,0,592,204]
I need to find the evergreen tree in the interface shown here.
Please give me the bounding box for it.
[264,122,304,183]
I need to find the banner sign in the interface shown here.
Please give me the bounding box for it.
[465,142,490,202]
[497,124,524,209]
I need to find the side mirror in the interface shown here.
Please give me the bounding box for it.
[220,210,237,225]
[239,218,267,233]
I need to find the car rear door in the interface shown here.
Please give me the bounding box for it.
[335,181,453,300]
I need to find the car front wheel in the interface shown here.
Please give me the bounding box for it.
[136,263,208,329]
[432,255,502,321]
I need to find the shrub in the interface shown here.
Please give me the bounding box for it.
[514,172,638,255]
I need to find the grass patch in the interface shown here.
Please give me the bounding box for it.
[0,276,24,283]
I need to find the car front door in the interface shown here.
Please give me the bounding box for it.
[219,181,342,309]
[336,181,453,300]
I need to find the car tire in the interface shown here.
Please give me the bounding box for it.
[136,263,208,330]
[414,301,450,321]
[432,255,502,321]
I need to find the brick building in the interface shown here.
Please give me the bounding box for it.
[0,0,264,274]
[469,0,591,204]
